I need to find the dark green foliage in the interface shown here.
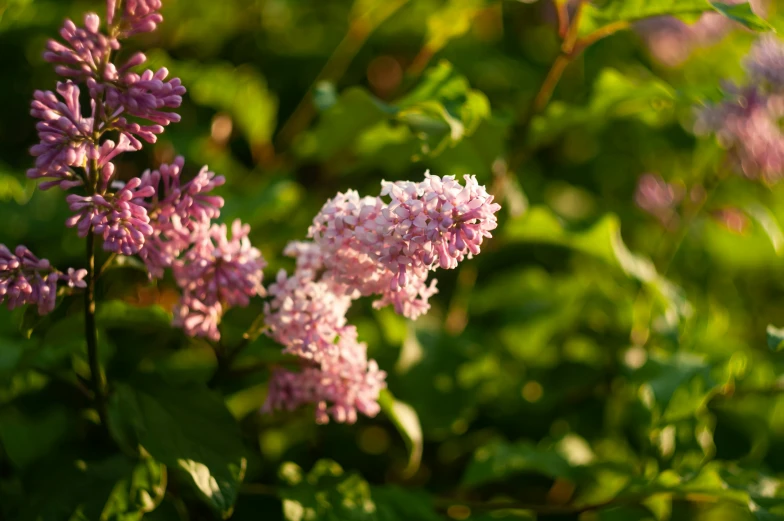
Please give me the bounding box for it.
[1,0,783,520]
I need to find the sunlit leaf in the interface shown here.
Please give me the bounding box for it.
[277,460,441,521]
[462,440,580,488]
[767,325,784,352]
[297,61,490,162]
[709,1,773,32]
[579,0,771,37]
[378,389,422,477]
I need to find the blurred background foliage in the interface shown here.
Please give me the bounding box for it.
[4,0,784,519]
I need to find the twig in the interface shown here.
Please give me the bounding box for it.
[274,0,409,151]
[96,252,118,278]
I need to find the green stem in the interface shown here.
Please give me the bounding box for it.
[85,230,108,427]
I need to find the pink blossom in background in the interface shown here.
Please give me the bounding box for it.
[637,0,767,67]
[746,35,784,91]
[711,207,751,234]
[635,173,684,225]
[0,245,86,315]
[695,85,784,183]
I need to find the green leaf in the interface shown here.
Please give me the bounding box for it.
[745,203,784,255]
[277,460,441,521]
[632,352,717,423]
[0,403,69,469]
[579,0,715,37]
[96,301,171,331]
[297,61,490,162]
[145,51,279,146]
[709,1,773,31]
[109,375,247,517]
[101,458,167,521]
[17,454,165,521]
[598,506,656,521]
[503,206,690,325]
[767,325,784,351]
[579,0,771,37]
[378,389,423,477]
[396,61,491,158]
[462,440,579,488]
[278,460,376,521]
[424,0,488,52]
[529,68,677,149]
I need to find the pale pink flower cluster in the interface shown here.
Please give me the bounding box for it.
[263,173,500,424]
[0,245,86,315]
[173,221,266,341]
[310,173,499,318]
[695,37,784,183]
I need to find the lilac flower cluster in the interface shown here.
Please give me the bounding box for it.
[262,173,500,424]
[695,36,784,183]
[20,1,266,341]
[0,245,86,315]
[23,1,500,428]
[136,158,266,342]
[637,0,767,67]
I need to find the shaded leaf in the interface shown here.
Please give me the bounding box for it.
[17,454,165,521]
[109,375,247,517]
[529,68,676,148]
[462,440,579,488]
[0,403,69,469]
[277,460,440,521]
[96,301,171,331]
[503,206,690,324]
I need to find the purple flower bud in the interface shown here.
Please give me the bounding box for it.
[66,177,154,255]
[112,0,163,37]
[0,245,86,315]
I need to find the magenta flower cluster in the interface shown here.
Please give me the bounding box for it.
[10,0,502,426]
[263,174,501,423]
[0,246,86,315]
[695,36,784,183]
[1,1,266,341]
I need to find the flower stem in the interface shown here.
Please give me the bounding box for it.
[85,229,108,427]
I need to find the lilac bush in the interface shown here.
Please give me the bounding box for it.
[1,0,501,427]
